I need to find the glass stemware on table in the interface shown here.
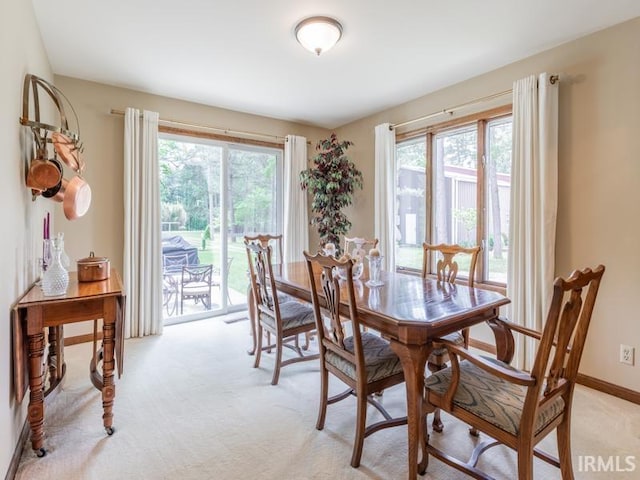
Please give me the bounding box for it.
[365,250,384,287]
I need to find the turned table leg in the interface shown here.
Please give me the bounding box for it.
[389,340,430,480]
[101,298,117,435]
[27,331,46,456]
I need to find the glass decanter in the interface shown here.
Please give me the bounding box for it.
[41,234,69,296]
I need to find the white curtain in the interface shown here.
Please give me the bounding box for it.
[283,135,309,263]
[123,108,163,338]
[374,123,396,271]
[507,73,559,370]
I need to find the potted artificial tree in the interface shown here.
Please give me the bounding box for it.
[300,133,363,254]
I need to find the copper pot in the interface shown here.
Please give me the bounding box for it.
[52,131,85,173]
[77,252,110,282]
[48,175,92,220]
[26,156,63,191]
[41,159,64,199]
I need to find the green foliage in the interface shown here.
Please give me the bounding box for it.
[453,207,477,246]
[441,128,477,168]
[162,203,187,229]
[159,140,211,230]
[488,120,512,174]
[397,140,426,168]
[300,133,363,250]
[454,207,477,232]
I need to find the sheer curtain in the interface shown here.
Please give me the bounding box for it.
[507,73,559,369]
[283,135,309,263]
[374,123,396,271]
[123,108,163,338]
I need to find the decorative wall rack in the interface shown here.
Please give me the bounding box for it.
[19,74,91,220]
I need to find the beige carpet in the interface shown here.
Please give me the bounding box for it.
[14,316,640,479]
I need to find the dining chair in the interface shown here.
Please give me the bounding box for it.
[303,251,407,468]
[245,240,319,385]
[180,264,213,314]
[420,265,605,480]
[162,253,189,316]
[243,234,309,354]
[163,252,190,274]
[343,236,379,259]
[245,234,284,263]
[421,242,481,432]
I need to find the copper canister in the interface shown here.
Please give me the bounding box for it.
[77,252,110,282]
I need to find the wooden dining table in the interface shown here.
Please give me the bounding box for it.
[271,261,510,479]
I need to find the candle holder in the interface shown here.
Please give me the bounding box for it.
[366,255,384,287]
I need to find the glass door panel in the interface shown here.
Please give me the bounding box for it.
[159,137,224,323]
[226,146,282,308]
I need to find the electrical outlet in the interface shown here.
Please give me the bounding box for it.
[620,345,635,366]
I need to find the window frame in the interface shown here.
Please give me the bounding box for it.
[395,105,512,290]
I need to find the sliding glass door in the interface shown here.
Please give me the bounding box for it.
[159,134,283,324]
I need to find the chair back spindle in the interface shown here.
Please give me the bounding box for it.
[245,241,277,314]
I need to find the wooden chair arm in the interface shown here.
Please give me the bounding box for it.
[494,317,542,340]
[494,317,570,354]
[436,339,536,387]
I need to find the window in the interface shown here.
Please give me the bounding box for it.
[395,108,512,285]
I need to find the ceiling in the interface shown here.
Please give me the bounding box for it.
[31,1,640,129]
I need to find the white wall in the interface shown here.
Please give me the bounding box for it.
[1,0,54,475]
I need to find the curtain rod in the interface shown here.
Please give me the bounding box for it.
[109,108,287,143]
[390,74,559,130]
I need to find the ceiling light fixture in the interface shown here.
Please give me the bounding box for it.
[295,16,343,56]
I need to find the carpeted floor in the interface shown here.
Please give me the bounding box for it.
[14,315,640,479]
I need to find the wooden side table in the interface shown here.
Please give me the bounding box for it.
[12,270,126,457]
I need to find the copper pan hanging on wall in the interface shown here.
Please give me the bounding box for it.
[46,175,92,220]
[51,131,85,173]
[25,135,63,191]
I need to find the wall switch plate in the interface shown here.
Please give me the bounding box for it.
[620,344,635,366]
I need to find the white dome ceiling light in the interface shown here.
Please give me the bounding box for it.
[295,16,343,56]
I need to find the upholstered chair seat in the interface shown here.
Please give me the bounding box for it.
[260,301,316,331]
[325,332,403,384]
[425,357,565,436]
[430,331,465,356]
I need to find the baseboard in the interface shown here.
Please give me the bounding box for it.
[5,420,29,480]
[469,337,640,406]
[576,373,640,405]
[64,332,102,346]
